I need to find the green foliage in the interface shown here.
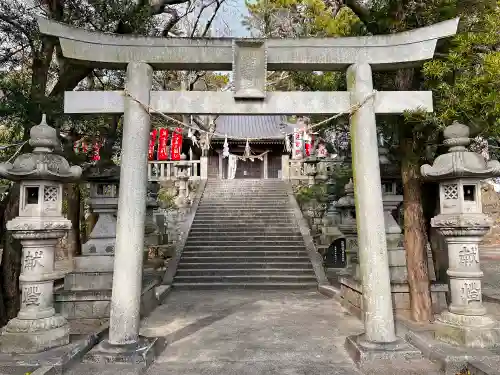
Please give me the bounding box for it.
[245,0,500,162]
[422,2,500,134]
[295,183,328,206]
[157,187,177,209]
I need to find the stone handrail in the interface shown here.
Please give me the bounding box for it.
[286,159,341,181]
[148,160,201,182]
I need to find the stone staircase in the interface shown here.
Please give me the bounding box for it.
[173,179,317,289]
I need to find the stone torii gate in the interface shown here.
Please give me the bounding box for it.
[38,18,458,363]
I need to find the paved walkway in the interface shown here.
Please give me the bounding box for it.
[141,290,364,375]
[481,249,500,302]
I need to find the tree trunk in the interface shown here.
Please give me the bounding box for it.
[401,141,433,322]
[65,183,81,258]
[1,184,22,322]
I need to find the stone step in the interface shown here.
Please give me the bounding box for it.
[193,216,295,221]
[195,211,294,215]
[182,250,308,257]
[177,262,313,269]
[173,282,317,290]
[186,234,304,240]
[64,271,113,291]
[201,196,288,199]
[190,225,298,230]
[185,240,304,246]
[197,205,291,210]
[191,220,297,226]
[188,227,300,234]
[195,209,294,214]
[178,256,311,263]
[177,268,315,276]
[174,275,317,283]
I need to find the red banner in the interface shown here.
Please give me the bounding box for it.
[158,128,169,161]
[148,129,157,161]
[91,142,101,161]
[170,127,183,161]
[293,129,303,159]
[304,133,312,157]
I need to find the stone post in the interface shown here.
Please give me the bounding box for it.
[145,192,160,248]
[0,115,82,353]
[304,155,319,186]
[106,62,153,349]
[346,63,397,345]
[336,180,357,271]
[281,154,290,180]
[174,154,191,209]
[200,155,208,180]
[421,122,500,348]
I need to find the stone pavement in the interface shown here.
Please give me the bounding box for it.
[481,247,500,302]
[64,290,445,375]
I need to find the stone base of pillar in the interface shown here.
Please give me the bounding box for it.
[345,333,421,368]
[340,277,448,318]
[55,255,114,322]
[0,315,69,353]
[434,311,500,349]
[83,336,164,368]
[55,256,163,331]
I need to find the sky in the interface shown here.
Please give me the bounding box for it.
[212,0,250,37]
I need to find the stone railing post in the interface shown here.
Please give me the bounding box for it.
[281,154,290,180]
[200,156,208,179]
[346,63,397,346]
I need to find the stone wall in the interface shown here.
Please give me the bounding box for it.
[481,182,500,246]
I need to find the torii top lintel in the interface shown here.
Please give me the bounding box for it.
[38,17,459,72]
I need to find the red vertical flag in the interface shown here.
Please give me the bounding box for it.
[148,129,157,161]
[170,127,183,161]
[92,142,101,161]
[158,128,169,161]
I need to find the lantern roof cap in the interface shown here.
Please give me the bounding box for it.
[336,179,355,208]
[0,114,82,182]
[83,160,120,182]
[421,121,500,180]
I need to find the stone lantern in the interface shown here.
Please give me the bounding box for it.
[82,162,120,255]
[0,115,82,353]
[421,121,500,348]
[174,154,191,208]
[54,162,119,323]
[144,183,160,248]
[336,179,357,270]
[303,155,319,186]
[378,145,406,284]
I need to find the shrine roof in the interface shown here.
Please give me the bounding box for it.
[212,116,298,140]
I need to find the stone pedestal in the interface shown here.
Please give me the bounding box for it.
[0,115,82,353]
[2,227,70,353]
[341,146,447,317]
[421,121,500,348]
[56,163,119,322]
